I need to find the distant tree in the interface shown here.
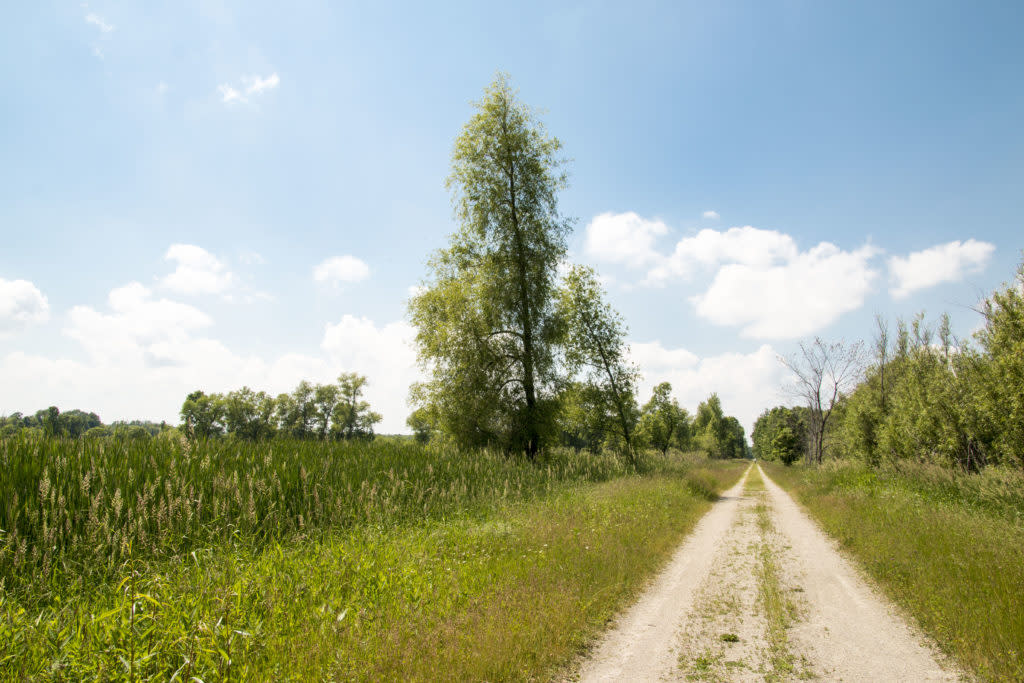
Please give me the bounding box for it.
[782,338,865,464]
[638,382,688,456]
[312,383,341,440]
[180,390,225,440]
[222,387,277,441]
[752,405,807,463]
[770,425,800,464]
[556,382,607,453]
[408,73,571,458]
[559,265,641,464]
[42,406,61,437]
[406,406,436,444]
[693,394,728,458]
[277,381,317,439]
[331,373,382,440]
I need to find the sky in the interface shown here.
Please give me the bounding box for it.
[2,1,1022,435]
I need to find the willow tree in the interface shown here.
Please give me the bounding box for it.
[409,73,571,457]
[559,265,640,465]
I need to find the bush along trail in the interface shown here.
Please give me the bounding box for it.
[576,463,964,682]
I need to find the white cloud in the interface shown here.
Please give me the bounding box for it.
[65,282,213,363]
[691,243,879,339]
[1,281,417,432]
[243,73,280,95]
[586,213,879,337]
[313,255,371,286]
[218,72,280,105]
[85,12,113,33]
[888,239,995,299]
[702,210,720,220]
[161,244,235,296]
[630,340,791,436]
[647,226,800,284]
[219,85,245,104]
[0,278,50,336]
[584,212,669,268]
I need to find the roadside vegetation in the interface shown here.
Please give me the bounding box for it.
[0,437,745,680]
[750,253,1024,680]
[763,460,1024,681]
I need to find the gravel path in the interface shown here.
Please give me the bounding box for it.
[574,463,965,682]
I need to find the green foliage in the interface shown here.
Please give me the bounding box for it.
[405,406,436,444]
[822,255,1024,472]
[0,407,102,439]
[0,454,747,680]
[331,372,383,440]
[559,265,641,463]
[976,258,1024,469]
[409,73,571,458]
[637,382,691,456]
[177,374,382,443]
[0,435,630,596]
[751,405,807,464]
[693,393,747,459]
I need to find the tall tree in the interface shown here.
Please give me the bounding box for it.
[409,73,571,457]
[180,390,225,440]
[332,372,381,440]
[694,393,729,458]
[560,265,641,464]
[638,382,687,456]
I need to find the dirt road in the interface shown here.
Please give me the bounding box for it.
[575,464,965,682]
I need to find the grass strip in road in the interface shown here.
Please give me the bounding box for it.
[747,466,803,681]
[1,458,747,681]
[764,460,1024,682]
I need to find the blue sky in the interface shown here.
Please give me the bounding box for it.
[2,1,1022,434]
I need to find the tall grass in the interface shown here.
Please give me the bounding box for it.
[765,460,1024,681]
[0,434,625,599]
[0,434,747,680]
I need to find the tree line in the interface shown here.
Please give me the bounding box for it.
[753,255,1024,472]
[179,372,381,441]
[0,407,169,440]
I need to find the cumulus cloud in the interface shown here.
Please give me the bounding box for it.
[1,281,418,432]
[584,212,669,268]
[630,340,791,436]
[691,243,879,339]
[313,255,371,286]
[647,226,800,283]
[702,210,720,220]
[0,278,50,336]
[888,239,995,299]
[65,282,213,363]
[585,213,881,338]
[161,244,235,296]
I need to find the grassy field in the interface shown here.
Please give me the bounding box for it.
[764,460,1024,681]
[0,435,746,680]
